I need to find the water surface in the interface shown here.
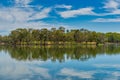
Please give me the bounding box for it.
[0,45,120,80]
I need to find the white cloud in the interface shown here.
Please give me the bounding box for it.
[15,0,32,7]
[0,6,51,22]
[58,7,97,18]
[55,4,72,10]
[29,8,51,20]
[103,0,120,15]
[56,0,120,18]
[0,0,52,35]
[0,0,51,22]
[91,0,120,23]
[0,7,52,35]
[0,8,14,22]
[10,7,32,22]
[104,0,119,9]
[92,18,120,22]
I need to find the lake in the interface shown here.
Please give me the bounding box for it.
[0,45,120,80]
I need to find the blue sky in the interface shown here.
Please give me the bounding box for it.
[0,0,120,35]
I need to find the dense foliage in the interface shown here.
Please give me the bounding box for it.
[0,27,120,45]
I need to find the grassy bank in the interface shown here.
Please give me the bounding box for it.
[1,41,104,46]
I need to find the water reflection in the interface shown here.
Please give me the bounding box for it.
[0,45,120,62]
[0,45,120,80]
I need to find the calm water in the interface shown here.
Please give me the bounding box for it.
[0,45,120,80]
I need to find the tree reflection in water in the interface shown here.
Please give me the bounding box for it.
[0,45,120,62]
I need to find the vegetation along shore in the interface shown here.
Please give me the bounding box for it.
[0,27,120,46]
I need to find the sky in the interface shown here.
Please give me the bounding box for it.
[0,0,120,35]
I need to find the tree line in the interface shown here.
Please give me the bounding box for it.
[0,27,120,45]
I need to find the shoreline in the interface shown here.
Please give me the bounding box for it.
[1,42,120,47]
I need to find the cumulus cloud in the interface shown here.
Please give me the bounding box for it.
[58,7,97,18]
[103,0,120,15]
[104,0,119,9]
